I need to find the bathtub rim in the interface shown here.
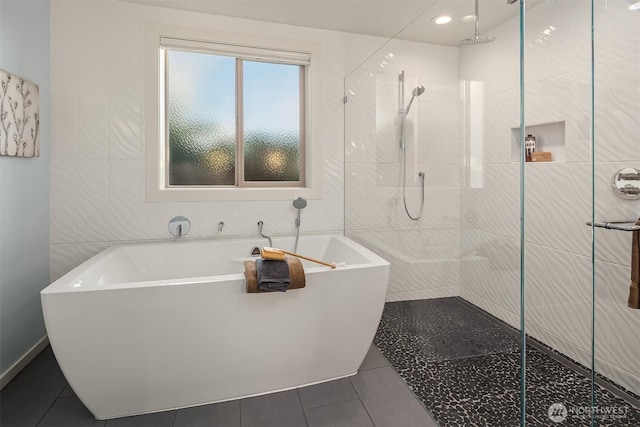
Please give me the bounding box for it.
[43,234,390,294]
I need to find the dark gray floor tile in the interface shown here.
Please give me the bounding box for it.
[350,367,438,427]
[104,410,175,427]
[33,345,56,362]
[59,383,76,398]
[305,400,373,427]
[38,396,105,427]
[174,400,240,427]
[298,378,358,410]
[240,390,307,427]
[0,359,67,427]
[358,345,389,371]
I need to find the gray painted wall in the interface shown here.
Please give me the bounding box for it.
[0,0,50,376]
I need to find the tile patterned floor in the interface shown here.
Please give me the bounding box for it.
[374,297,640,427]
[4,296,638,426]
[0,343,437,427]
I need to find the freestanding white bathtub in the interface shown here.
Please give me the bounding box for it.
[41,234,389,420]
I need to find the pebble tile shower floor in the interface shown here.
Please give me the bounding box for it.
[374,297,640,427]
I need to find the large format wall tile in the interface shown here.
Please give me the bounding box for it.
[50,1,378,279]
[524,3,591,84]
[594,54,640,163]
[344,95,376,164]
[594,0,640,63]
[50,157,77,244]
[460,228,520,316]
[524,162,592,256]
[108,89,142,161]
[76,159,110,243]
[76,77,110,160]
[460,164,520,239]
[484,89,519,165]
[50,244,79,283]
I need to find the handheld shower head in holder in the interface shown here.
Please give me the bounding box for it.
[292,197,307,252]
[293,197,307,210]
[293,197,307,228]
[403,85,425,115]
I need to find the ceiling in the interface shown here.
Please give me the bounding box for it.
[121,0,542,46]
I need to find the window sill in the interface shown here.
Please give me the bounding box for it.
[145,184,323,202]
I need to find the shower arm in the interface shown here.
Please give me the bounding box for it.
[474,0,480,37]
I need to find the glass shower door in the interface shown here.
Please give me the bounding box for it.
[592,0,640,425]
[520,0,595,424]
[522,0,640,425]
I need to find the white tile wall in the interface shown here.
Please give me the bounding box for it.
[460,0,640,395]
[344,38,461,301]
[49,1,382,280]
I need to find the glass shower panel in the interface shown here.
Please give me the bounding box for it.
[458,1,524,425]
[521,0,640,425]
[521,0,595,424]
[344,41,462,305]
[592,0,640,424]
[343,1,640,425]
[344,1,522,425]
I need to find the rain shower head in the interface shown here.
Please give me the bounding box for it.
[459,35,496,46]
[459,0,495,46]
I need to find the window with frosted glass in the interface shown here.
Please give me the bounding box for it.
[164,49,304,187]
[243,61,301,182]
[166,51,236,185]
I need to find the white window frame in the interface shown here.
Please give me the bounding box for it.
[145,23,323,202]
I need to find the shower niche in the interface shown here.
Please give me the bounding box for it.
[510,120,565,163]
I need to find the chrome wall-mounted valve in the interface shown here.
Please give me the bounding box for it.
[169,216,191,239]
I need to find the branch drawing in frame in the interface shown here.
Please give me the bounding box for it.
[0,68,40,157]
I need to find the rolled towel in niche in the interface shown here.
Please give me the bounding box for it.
[244,256,306,293]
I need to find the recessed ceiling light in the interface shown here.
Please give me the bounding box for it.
[432,15,452,25]
[629,1,640,10]
[461,15,476,23]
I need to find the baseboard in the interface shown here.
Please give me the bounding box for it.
[0,335,49,390]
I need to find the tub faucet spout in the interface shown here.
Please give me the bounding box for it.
[257,221,273,247]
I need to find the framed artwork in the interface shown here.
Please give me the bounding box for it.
[0,69,40,157]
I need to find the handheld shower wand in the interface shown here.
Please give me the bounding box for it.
[403,85,426,116]
[398,71,426,221]
[292,197,307,252]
